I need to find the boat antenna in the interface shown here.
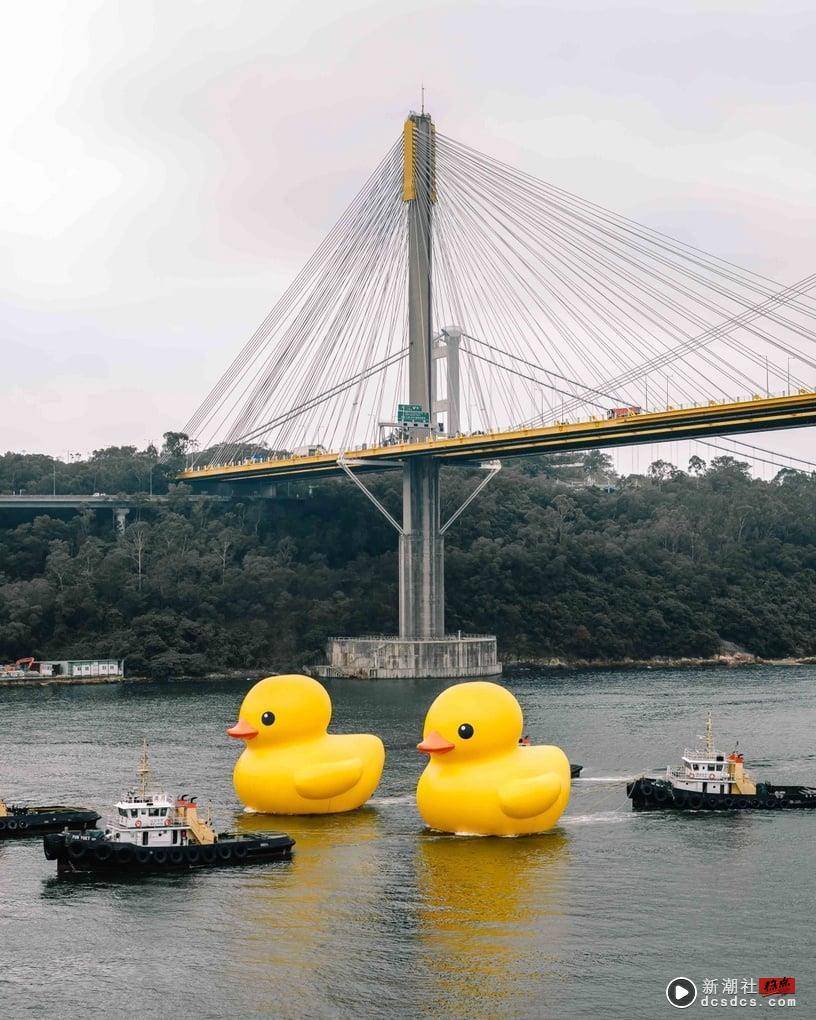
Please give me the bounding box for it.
[137,738,151,799]
[705,711,713,756]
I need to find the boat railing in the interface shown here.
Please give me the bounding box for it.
[682,748,727,762]
[668,765,733,783]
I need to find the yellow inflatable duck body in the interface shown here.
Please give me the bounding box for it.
[228,674,385,815]
[416,681,570,836]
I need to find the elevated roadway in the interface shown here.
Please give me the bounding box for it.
[179,390,816,487]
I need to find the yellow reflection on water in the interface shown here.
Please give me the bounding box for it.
[416,829,570,1016]
[229,808,389,1007]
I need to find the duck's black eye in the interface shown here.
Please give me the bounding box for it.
[261,711,275,726]
[458,723,474,739]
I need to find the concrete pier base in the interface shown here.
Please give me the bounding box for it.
[313,634,501,680]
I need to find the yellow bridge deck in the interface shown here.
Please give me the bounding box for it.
[179,391,816,485]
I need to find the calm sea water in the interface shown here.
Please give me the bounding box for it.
[1,667,814,1019]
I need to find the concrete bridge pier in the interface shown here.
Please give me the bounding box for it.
[399,458,444,639]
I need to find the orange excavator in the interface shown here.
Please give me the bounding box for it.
[1,657,37,674]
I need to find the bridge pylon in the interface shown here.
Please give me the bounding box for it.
[400,112,442,641]
[316,113,501,679]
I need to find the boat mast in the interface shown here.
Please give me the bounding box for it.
[137,738,151,799]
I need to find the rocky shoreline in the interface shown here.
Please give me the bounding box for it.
[504,652,816,671]
[3,656,815,688]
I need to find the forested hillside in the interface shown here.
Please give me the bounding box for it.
[1,443,815,676]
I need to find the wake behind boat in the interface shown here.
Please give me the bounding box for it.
[43,741,294,875]
[627,713,816,812]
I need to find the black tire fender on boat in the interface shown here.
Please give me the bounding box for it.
[135,847,151,865]
[115,844,135,864]
[652,785,668,803]
[67,841,85,860]
[186,847,201,864]
[169,848,185,865]
[17,820,29,830]
[202,846,217,864]
[153,849,168,865]
[217,844,232,862]
[640,781,654,797]
[688,794,703,809]
[723,796,736,809]
[232,843,248,861]
[704,795,718,809]
[7,820,18,831]
[0,819,6,831]
[94,843,113,863]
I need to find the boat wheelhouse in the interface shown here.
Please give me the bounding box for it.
[664,713,756,797]
[106,741,215,849]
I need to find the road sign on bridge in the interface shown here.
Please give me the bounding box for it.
[397,403,430,424]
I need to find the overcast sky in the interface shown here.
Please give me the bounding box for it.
[2,0,815,468]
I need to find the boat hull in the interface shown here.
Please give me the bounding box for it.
[627,777,816,811]
[0,807,100,839]
[43,831,294,874]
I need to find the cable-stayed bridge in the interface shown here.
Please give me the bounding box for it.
[178,111,816,678]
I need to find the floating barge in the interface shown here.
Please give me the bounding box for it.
[0,800,99,838]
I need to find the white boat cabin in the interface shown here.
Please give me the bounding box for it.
[101,741,216,847]
[110,791,190,848]
[667,751,734,795]
[665,714,756,797]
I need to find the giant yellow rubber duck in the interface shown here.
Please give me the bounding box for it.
[227,674,385,814]
[416,681,570,836]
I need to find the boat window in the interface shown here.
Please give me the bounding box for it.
[149,808,159,817]
[160,808,167,816]
[119,808,127,817]
[130,809,138,818]
[692,763,698,771]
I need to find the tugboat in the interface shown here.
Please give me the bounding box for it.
[0,798,99,839]
[628,714,816,812]
[43,741,294,875]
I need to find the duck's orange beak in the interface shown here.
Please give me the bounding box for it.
[227,719,258,741]
[417,730,455,754]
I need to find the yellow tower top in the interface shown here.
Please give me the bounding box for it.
[402,114,436,204]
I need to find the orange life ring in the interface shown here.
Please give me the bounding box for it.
[164,817,172,826]
[135,820,142,828]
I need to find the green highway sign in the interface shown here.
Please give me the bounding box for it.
[397,403,430,424]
